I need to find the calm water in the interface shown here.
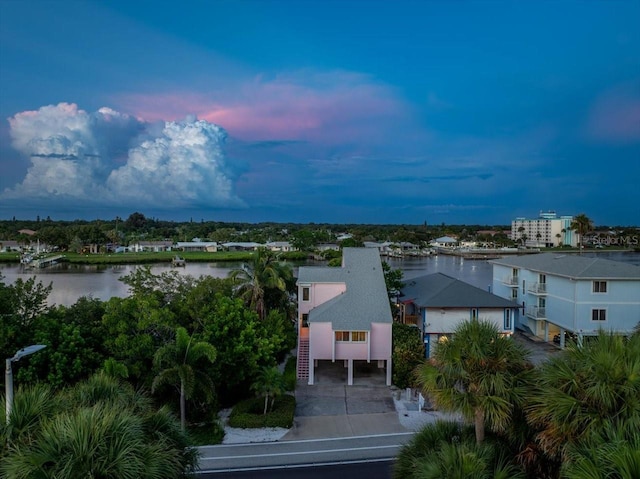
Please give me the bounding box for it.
[1,251,638,306]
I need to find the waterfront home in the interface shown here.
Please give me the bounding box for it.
[490,253,640,346]
[265,241,295,252]
[430,236,458,248]
[398,273,518,357]
[296,248,393,386]
[0,240,21,252]
[221,242,261,251]
[130,240,173,252]
[175,241,218,252]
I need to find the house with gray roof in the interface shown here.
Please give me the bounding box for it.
[490,253,640,346]
[399,273,519,357]
[296,248,393,385]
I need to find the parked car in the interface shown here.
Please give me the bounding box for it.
[553,331,577,344]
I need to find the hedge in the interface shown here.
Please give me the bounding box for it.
[228,394,295,429]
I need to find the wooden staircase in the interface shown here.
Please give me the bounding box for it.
[297,338,309,381]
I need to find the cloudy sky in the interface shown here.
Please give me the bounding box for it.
[1,1,638,225]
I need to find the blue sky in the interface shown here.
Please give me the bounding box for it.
[1,0,638,225]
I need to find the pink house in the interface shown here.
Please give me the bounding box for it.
[296,248,393,386]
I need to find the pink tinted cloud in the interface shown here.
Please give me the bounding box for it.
[586,82,640,143]
[115,70,415,144]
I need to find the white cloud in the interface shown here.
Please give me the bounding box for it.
[2,103,244,209]
[107,119,244,207]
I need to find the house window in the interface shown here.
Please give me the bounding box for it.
[539,274,546,284]
[470,308,478,321]
[592,281,607,293]
[522,280,526,294]
[301,313,309,328]
[511,289,518,299]
[592,309,606,321]
[351,331,367,342]
[512,268,519,278]
[302,287,310,301]
[504,309,512,330]
[334,331,368,342]
[335,331,350,341]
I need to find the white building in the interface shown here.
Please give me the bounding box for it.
[490,253,640,346]
[511,211,576,247]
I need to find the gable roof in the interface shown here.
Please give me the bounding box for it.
[489,253,640,280]
[400,272,518,308]
[297,247,393,330]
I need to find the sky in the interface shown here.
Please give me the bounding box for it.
[0,0,638,226]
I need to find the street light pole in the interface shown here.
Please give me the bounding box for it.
[5,345,46,421]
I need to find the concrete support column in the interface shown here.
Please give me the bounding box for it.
[544,321,549,342]
[347,358,353,386]
[386,357,392,386]
[309,359,315,385]
[560,328,565,348]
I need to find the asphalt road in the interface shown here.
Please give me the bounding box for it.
[197,433,412,473]
[196,459,395,479]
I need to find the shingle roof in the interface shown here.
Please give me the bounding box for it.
[400,272,518,308]
[297,248,393,329]
[489,253,640,279]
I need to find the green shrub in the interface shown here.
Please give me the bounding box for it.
[283,356,297,391]
[188,420,225,446]
[228,395,295,428]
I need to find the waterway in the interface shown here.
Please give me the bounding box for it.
[1,251,638,307]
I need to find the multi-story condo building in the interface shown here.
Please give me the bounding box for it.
[511,211,576,247]
[490,253,640,346]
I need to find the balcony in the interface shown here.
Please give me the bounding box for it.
[502,276,519,287]
[402,314,420,327]
[527,282,547,295]
[525,306,546,320]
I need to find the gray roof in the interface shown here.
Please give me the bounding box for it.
[489,253,640,280]
[400,273,518,308]
[297,248,393,330]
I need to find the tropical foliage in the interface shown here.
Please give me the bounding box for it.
[570,213,594,253]
[394,421,526,479]
[415,319,531,443]
[229,247,294,321]
[391,323,424,389]
[1,373,197,479]
[152,327,217,431]
[527,332,640,470]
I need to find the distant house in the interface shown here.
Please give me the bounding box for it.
[18,229,36,236]
[490,253,640,345]
[221,242,261,251]
[265,241,295,252]
[297,248,393,386]
[130,241,173,252]
[0,240,21,252]
[175,241,218,252]
[316,243,340,252]
[430,236,458,248]
[399,273,518,357]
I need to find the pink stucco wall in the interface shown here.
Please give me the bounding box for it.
[370,322,392,359]
[298,283,346,315]
[335,342,368,360]
[309,322,333,359]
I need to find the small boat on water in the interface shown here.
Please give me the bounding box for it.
[171,255,186,267]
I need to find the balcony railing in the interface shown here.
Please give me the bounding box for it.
[502,276,519,286]
[527,282,547,295]
[525,306,546,319]
[403,314,420,326]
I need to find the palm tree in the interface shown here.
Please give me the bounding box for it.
[570,213,593,254]
[394,421,526,479]
[1,374,197,479]
[517,226,526,246]
[555,233,562,247]
[527,332,640,462]
[415,320,531,444]
[229,248,293,320]
[251,366,285,415]
[152,327,217,431]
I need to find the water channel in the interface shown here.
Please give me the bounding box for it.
[1,251,638,307]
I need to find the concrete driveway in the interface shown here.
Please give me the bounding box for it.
[282,360,406,440]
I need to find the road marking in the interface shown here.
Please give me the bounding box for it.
[200,444,403,461]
